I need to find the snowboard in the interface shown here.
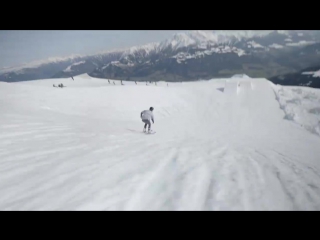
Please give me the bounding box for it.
[144,130,156,134]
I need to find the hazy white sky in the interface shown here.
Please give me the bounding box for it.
[0,30,184,69]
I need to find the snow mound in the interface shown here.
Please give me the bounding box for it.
[231,74,251,79]
[224,79,238,95]
[273,84,320,136]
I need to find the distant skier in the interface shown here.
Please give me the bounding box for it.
[141,107,154,133]
[113,81,115,85]
[135,81,137,85]
[108,79,110,84]
[71,76,74,81]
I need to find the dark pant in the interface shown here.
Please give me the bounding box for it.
[142,119,151,129]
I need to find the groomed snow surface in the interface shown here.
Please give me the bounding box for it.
[1,74,320,210]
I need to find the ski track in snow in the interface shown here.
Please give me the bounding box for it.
[0,75,320,210]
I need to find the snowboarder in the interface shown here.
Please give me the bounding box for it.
[141,107,154,133]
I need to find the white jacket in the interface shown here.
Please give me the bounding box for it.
[141,110,154,122]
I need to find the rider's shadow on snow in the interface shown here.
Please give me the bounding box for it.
[217,87,224,92]
[126,129,141,133]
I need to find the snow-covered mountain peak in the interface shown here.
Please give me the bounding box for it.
[158,30,233,50]
[158,32,197,51]
[120,42,160,60]
[158,30,274,52]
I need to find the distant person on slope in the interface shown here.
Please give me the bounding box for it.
[141,107,154,133]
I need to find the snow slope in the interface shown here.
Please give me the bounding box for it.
[1,74,320,210]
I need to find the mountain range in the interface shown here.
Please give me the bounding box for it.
[1,30,320,87]
[270,64,320,88]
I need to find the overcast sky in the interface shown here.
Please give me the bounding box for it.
[0,30,184,69]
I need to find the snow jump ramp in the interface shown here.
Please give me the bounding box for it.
[237,80,253,95]
[224,79,253,95]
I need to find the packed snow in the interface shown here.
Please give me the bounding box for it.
[1,74,320,210]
